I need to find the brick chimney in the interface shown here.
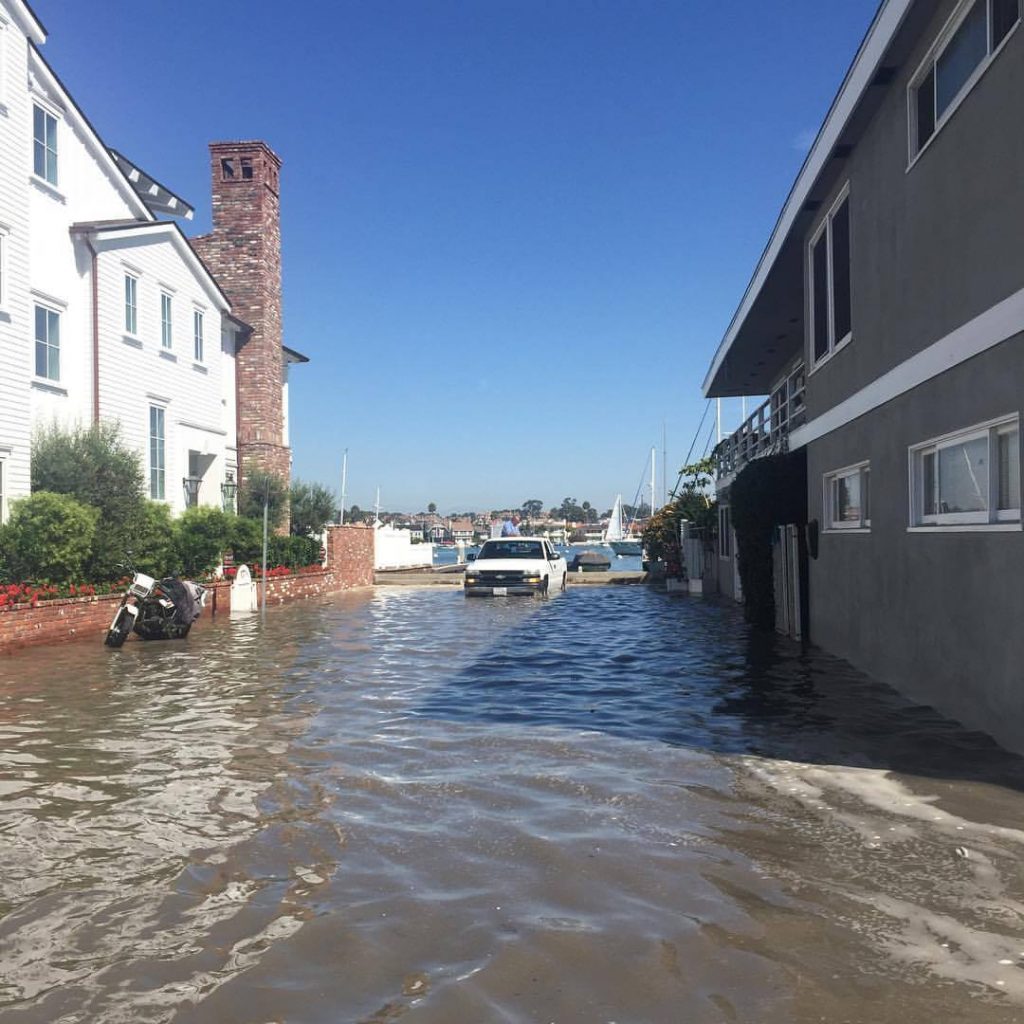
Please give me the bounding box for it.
[192,141,291,492]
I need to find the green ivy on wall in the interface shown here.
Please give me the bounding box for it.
[729,451,807,629]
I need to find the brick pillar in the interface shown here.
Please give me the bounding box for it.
[191,141,291,520]
[326,525,376,589]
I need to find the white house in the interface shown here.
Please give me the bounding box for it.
[0,0,240,520]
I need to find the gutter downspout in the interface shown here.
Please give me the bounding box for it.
[84,235,100,425]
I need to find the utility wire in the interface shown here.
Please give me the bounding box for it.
[683,400,712,466]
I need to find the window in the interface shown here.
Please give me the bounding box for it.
[824,463,871,530]
[718,506,732,558]
[149,406,165,500]
[808,186,852,367]
[0,458,5,525]
[910,0,1021,158]
[221,158,235,180]
[193,309,204,362]
[32,104,58,185]
[160,292,173,349]
[124,273,138,335]
[910,416,1020,527]
[240,157,254,179]
[34,304,60,380]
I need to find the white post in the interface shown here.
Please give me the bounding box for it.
[339,448,348,525]
[261,498,269,619]
[716,398,722,443]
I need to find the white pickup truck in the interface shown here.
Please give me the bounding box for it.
[463,538,567,597]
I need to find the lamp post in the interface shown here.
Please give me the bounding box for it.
[220,472,237,513]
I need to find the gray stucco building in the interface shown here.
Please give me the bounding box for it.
[703,0,1024,750]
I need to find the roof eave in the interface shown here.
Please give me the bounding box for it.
[5,0,46,44]
[702,0,913,397]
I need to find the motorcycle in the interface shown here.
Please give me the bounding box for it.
[105,558,208,648]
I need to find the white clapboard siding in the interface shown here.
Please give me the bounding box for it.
[0,6,34,514]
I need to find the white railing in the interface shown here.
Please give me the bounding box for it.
[714,364,806,480]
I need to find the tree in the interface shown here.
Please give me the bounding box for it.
[346,504,365,523]
[521,499,544,518]
[428,502,437,514]
[558,497,584,521]
[31,422,145,579]
[237,465,288,528]
[290,479,336,537]
[642,458,717,574]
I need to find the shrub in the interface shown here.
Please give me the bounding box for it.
[228,515,265,565]
[132,501,177,577]
[173,506,231,578]
[269,534,322,568]
[31,422,146,580]
[227,528,322,570]
[0,492,98,583]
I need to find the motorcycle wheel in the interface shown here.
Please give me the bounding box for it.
[104,607,133,648]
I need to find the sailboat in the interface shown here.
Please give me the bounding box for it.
[606,447,657,557]
[605,494,642,556]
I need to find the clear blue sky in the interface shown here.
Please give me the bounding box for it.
[35,0,878,514]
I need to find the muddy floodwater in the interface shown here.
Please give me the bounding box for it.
[3,588,1024,1023]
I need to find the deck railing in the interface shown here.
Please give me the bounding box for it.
[713,364,806,480]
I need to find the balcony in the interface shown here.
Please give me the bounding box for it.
[714,363,806,481]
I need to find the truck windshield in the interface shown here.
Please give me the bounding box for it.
[479,541,545,560]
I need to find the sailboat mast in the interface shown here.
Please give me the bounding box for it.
[650,446,656,515]
[662,421,667,507]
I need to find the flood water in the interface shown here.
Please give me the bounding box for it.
[3,587,1024,1023]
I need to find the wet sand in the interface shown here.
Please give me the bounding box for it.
[1,588,1023,1022]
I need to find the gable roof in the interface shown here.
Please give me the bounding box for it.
[28,43,155,222]
[71,220,232,311]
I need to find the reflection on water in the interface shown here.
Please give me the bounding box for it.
[2,588,1024,1022]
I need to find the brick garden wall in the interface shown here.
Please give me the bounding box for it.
[0,526,375,654]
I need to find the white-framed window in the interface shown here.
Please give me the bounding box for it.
[909,0,1020,162]
[149,405,166,500]
[34,303,60,381]
[909,415,1020,528]
[32,103,58,186]
[193,309,204,362]
[824,462,871,531]
[808,184,852,368]
[160,292,173,349]
[718,506,732,558]
[124,272,138,335]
